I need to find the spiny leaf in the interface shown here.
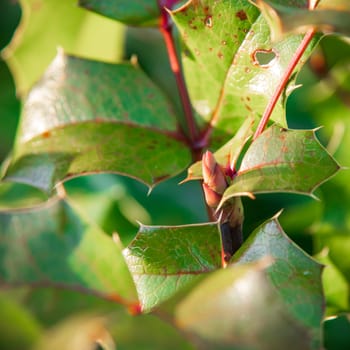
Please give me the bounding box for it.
[175,259,313,349]
[2,0,124,95]
[172,0,318,147]
[220,126,340,205]
[2,52,191,193]
[79,0,160,26]
[0,198,138,306]
[232,216,324,349]
[123,223,222,312]
[253,0,350,41]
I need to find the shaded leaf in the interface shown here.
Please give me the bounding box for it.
[175,259,313,350]
[0,197,138,306]
[252,0,350,41]
[79,0,160,26]
[232,216,324,349]
[2,53,191,193]
[324,315,350,350]
[123,223,222,312]
[172,0,318,146]
[220,126,340,204]
[3,0,125,95]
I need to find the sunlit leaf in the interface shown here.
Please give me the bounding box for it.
[3,0,125,95]
[233,216,324,349]
[2,53,191,193]
[175,259,313,349]
[172,0,318,146]
[220,126,340,204]
[123,223,222,312]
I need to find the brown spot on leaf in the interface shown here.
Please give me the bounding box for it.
[217,51,224,59]
[42,131,51,138]
[236,10,247,20]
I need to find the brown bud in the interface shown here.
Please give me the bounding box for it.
[202,183,222,208]
[202,151,227,195]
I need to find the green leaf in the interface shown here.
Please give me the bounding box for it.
[315,249,349,315]
[172,0,318,146]
[175,259,314,349]
[3,0,125,95]
[123,223,222,312]
[0,292,42,350]
[2,53,191,193]
[0,197,138,306]
[220,126,340,204]
[79,0,159,26]
[232,216,324,349]
[252,0,350,41]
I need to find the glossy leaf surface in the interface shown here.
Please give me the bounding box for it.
[2,53,191,193]
[172,0,317,146]
[221,126,340,204]
[176,260,313,349]
[233,217,324,349]
[123,223,222,312]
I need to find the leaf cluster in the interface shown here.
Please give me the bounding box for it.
[0,0,350,349]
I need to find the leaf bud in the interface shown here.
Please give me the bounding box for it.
[202,151,227,195]
[202,182,222,208]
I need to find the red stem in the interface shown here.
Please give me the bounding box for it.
[159,6,199,145]
[253,28,316,141]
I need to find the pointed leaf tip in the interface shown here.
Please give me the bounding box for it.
[220,126,341,205]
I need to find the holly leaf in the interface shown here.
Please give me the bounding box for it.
[2,52,191,194]
[175,258,316,349]
[171,0,318,147]
[3,0,125,96]
[220,126,340,205]
[0,197,138,307]
[123,223,222,312]
[79,0,160,26]
[252,0,350,41]
[232,216,324,349]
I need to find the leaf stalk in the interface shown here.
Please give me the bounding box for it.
[158,3,199,147]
